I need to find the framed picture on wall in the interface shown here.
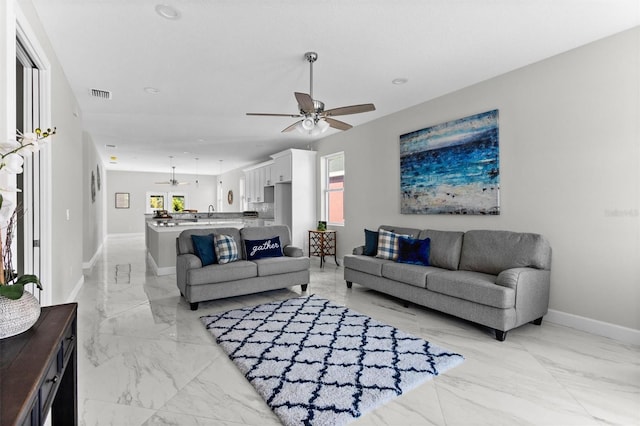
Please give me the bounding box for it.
[400,109,500,215]
[115,192,130,209]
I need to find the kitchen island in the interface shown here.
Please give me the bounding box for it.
[145,212,249,276]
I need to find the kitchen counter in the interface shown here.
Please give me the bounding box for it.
[148,219,246,232]
[145,218,245,275]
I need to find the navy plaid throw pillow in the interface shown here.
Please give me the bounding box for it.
[214,234,239,264]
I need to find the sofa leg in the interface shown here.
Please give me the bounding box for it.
[403,300,410,308]
[190,302,199,311]
[495,329,507,341]
[301,284,308,292]
[346,281,353,289]
[531,317,543,326]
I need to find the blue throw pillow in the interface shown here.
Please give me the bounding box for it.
[397,236,431,266]
[363,229,378,256]
[191,234,216,266]
[245,236,284,260]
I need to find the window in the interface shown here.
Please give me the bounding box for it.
[323,152,344,225]
[171,194,185,212]
[146,192,188,214]
[146,192,165,214]
[149,194,165,210]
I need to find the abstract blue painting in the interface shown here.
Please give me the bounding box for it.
[400,110,500,215]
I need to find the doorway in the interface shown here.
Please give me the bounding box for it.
[14,27,51,305]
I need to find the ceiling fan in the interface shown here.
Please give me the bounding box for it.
[247,52,376,135]
[156,158,189,186]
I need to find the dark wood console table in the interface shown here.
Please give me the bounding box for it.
[0,303,78,426]
[308,230,339,268]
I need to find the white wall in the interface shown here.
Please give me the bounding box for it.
[218,168,244,212]
[106,170,218,234]
[82,131,106,267]
[314,27,640,331]
[2,0,85,305]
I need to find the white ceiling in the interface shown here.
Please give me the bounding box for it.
[30,0,639,176]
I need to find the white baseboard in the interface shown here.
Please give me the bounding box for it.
[108,232,145,239]
[146,251,175,276]
[82,241,104,270]
[66,274,85,303]
[546,309,640,346]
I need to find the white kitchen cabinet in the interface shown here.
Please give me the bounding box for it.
[264,163,273,186]
[244,160,273,203]
[255,167,265,202]
[244,169,255,203]
[272,152,292,183]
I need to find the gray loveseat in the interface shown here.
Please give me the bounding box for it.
[177,225,309,310]
[344,225,552,341]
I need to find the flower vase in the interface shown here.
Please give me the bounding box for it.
[0,290,41,339]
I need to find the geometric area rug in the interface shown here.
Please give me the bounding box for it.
[200,295,464,426]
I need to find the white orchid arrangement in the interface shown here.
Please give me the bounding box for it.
[0,127,55,299]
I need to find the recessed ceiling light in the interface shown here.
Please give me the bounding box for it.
[155,4,181,20]
[392,78,409,85]
[144,86,160,95]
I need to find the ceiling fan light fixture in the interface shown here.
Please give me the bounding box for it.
[301,117,315,130]
[247,51,375,134]
[316,119,330,133]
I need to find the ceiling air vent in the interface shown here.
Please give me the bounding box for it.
[90,88,112,100]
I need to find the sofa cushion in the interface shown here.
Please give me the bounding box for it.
[245,236,283,260]
[188,260,257,285]
[417,229,464,270]
[343,255,390,277]
[376,229,409,260]
[381,262,444,288]
[363,229,378,256]
[427,270,515,309]
[191,234,216,266]
[459,230,552,275]
[253,256,310,277]
[214,234,239,264]
[397,236,430,266]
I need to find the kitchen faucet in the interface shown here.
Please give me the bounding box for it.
[208,204,215,217]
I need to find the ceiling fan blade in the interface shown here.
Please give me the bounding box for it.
[246,112,301,117]
[155,181,171,184]
[325,117,352,131]
[323,103,376,117]
[295,92,315,114]
[282,120,303,133]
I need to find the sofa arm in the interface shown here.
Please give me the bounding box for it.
[177,254,202,286]
[284,245,304,257]
[497,267,551,324]
[353,245,365,255]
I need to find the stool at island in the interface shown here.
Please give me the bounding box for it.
[308,229,339,268]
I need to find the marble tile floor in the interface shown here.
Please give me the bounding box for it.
[76,235,640,426]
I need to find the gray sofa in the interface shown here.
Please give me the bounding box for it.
[177,225,309,310]
[344,225,552,341]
